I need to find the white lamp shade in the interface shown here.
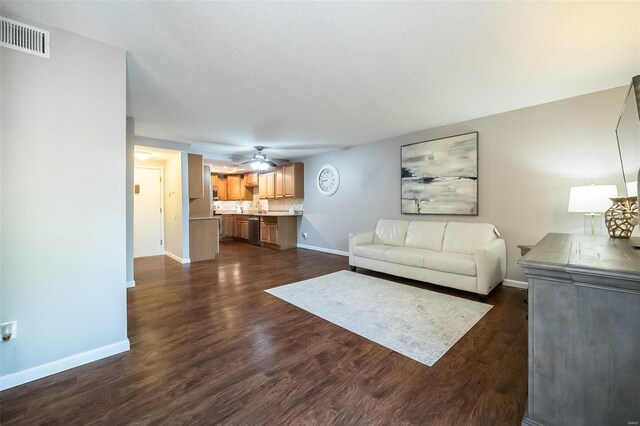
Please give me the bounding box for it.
[626,181,638,197]
[568,185,618,213]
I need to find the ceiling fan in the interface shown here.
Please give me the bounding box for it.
[242,146,278,171]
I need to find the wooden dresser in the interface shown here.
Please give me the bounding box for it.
[519,233,640,426]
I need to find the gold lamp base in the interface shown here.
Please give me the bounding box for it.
[604,196,639,239]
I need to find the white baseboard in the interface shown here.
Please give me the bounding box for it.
[127,280,136,288]
[0,339,130,391]
[297,243,349,257]
[164,251,191,264]
[503,279,528,289]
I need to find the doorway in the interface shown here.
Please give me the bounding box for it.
[134,166,164,257]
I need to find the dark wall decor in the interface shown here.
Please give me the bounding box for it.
[401,132,478,215]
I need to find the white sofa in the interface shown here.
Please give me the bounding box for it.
[349,220,506,296]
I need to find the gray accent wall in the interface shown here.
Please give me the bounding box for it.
[1,17,128,380]
[299,86,628,282]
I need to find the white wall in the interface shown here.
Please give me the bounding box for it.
[0,17,128,389]
[126,117,135,285]
[299,87,629,283]
[163,152,187,260]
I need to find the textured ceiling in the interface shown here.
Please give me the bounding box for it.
[3,1,640,160]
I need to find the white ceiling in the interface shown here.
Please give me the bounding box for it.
[3,1,639,160]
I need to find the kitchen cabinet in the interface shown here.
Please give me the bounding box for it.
[227,175,242,200]
[260,222,278,245]
[283,163,304,198]
[234,215,249,240]
[190,165,212,218]
[259,163,304,200]
[259,174,267,199]
[260,216,297,249]
[275,167,284,198]
[239,176,254,200]
[218,176,228,200]
[244,172,258,187]
[221,215,235,238]
[211,174,228,201]
[188,153,204,199]
[259,172,275,199]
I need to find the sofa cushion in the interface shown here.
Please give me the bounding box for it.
[423,251,477,277]
[385,247,426,268]
[442,222,498,255]
[373,220,409,247]
[352,244,393,261]
[404,221,446,251]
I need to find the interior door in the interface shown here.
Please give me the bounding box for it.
[134,167,163,257]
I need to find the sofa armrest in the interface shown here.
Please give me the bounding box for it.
[474,239,507,295]
[349,231,374,265]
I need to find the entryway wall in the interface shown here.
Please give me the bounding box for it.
[132,146,190,264]
[133,166,164,257]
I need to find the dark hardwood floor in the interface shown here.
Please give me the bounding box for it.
[1,241,528,425]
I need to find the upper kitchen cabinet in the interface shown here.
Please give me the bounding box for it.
[275,167,284,198]
[188,153,204,199]
[259,174,267,199]
[283,163,304,198]
[244,172,258,187]
[239,176,253,200]
[218,176,228,201]
[211,174,228,201]
[259,172,276,199]
[258,164,303,199]
[227,175,242,200]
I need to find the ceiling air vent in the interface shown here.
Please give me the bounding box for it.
[0,16,50,58]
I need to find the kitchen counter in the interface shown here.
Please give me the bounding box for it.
[190,216,221,221]
[214,211,302,217]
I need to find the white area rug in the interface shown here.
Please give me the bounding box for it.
[266,270,492,366]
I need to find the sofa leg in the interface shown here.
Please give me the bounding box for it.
[478,294,488,301]
[350,266,356,272]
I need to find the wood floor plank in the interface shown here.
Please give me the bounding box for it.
[0,241,527,425]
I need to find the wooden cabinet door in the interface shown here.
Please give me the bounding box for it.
[275,167,284,198]
[259,174,267,199]
[227,216,234,236]
[266,173,275,199]
[240,177,253,201]
[244,172,258,187]
[268,224,278,244]
[227,175,241,200]
[260,222,269,242]
[217,176,228,200]
[188,154,204,199]
[234,219,242,237]
[283,164,294,197]
[241,221,249,239]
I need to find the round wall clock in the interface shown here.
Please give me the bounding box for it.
[317,164,340,196]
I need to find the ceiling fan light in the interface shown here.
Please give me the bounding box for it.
[250,161,262,171]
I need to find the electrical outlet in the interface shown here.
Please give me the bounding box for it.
[1,321,17,341]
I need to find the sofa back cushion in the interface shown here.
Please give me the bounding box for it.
[404,221,447,251]
[442,222,498,254]
[373,220,409,247]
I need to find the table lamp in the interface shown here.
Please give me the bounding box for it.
[568,184,618,234]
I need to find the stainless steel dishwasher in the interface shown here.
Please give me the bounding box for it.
[248,216,261,246]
